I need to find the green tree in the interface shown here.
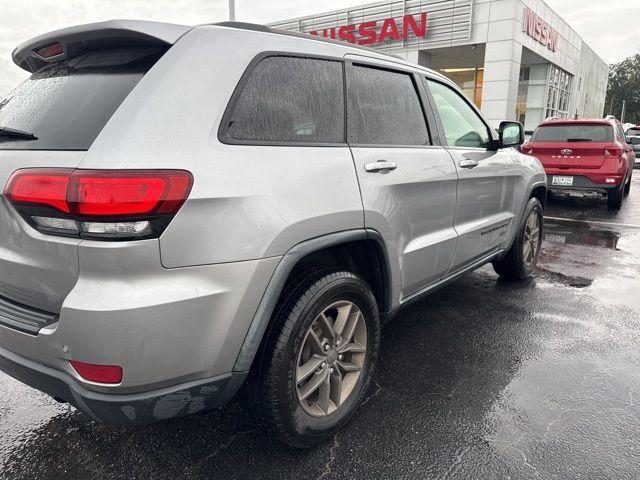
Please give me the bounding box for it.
[605,50,640,124]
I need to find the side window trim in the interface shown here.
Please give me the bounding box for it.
[345,61,435,148]
[217,51,348,147]
[424,76,497,150]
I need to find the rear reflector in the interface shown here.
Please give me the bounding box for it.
[70,360,123,384]
[4,168,193,240]
[35,43,64,58]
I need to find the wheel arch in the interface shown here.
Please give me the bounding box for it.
[233,229,392,373]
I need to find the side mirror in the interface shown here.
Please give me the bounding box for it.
[498,121,524,148]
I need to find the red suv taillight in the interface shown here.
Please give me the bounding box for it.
[4,169,193,240]
[522,144,534,155]
[604,147,622,157]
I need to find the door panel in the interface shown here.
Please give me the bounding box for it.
[346,62,459,300]
[424,78,517,270]
[352,147,459,296]
[447,148,516,270]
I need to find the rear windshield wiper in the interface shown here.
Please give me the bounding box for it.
[0,126,38,141]
[566,138,593,142]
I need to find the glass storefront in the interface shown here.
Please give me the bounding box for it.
[546,64,573,119]
[516,65,530,125]
[439,68,484,108]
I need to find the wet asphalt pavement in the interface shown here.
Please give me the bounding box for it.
[2,177,640,480]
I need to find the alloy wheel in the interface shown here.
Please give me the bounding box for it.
[295,300,367,417]
[523,211,541,267]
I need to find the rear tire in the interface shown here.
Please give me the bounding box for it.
[492,197,543,281]
[607,185,624,210]
[624,172,632,196]
[255,270,380,448]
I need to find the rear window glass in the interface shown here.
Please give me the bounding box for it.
[0,47,164,150]
[224,56,344,144]
[627,128,640,137]
[531,124,613,143]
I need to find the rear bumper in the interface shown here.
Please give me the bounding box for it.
[0,344,247,425]
[546,174,621,192]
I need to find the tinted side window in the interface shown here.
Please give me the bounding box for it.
[225,56,344,144]
[351,66,429,145]
[427,79,491,148]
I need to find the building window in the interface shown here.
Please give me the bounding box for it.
[439,68,484,108]
[516,65,530,125]
[545,64,573,119]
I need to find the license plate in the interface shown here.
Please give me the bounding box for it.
[552,175,573,186]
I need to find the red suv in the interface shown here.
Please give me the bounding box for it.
[523,118,634,209]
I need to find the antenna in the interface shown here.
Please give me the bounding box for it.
[228,0,236,21]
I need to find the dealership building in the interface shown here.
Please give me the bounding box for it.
[270,0,609,130]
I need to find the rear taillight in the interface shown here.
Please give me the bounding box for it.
[522,144,534,155]
[4,169,193,240]
[604,147,622,157]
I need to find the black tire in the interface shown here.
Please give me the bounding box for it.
[624,171,632,196]
[255,270,380,448]
[607,185,624,210]
[492,197,543,281]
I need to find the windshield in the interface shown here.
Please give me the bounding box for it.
[531,124,613,143]
[0,47,165,150]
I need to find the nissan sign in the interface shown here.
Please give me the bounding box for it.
[523,8,558,52]
[309,13,428,46]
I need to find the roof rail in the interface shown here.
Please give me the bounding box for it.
[211,21,271,33]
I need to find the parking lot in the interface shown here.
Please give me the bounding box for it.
[1,177,640,480]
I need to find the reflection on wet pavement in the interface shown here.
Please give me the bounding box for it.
[0,179,639,480]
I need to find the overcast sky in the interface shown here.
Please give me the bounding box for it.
[0,0,637,95]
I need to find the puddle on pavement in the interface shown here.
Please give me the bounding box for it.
[538,218,640,307]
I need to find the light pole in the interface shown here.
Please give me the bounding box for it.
[229,0,236,21]
[621,100,626,123]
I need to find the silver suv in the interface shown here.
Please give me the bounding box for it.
[0,20,546,447]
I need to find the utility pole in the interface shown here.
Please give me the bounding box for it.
[621,100,626,123]
[608,96,614,116]
[229,0,235,21]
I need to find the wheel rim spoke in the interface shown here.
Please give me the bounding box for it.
[299,369,327,400]
[337,360,362,373]
[338,342,366,354]
[317,370,331,414]
[316,313,335,342]
[332,303,352,337]
[306,329,325,355]
[523,241,532,264]
[297,355,325,384]
[340,311,361,345]
[329,369,343,407]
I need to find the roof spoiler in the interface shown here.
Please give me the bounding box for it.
[12,20,193,73]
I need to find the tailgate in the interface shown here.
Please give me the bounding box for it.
[534,143,609,169]
[0,151,83,313]
[0,37,173,316]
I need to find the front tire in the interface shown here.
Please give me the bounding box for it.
[256,270,380,448]
[492,197,543,281]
